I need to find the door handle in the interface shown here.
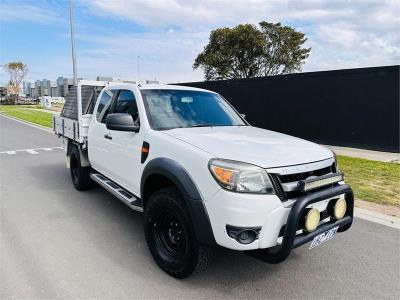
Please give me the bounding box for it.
[104,134,112,140]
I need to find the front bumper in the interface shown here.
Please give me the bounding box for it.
[205,182,353,256]
[246,184,353,263]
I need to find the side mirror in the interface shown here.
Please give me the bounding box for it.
[106,113,140,132]
[240,113,246,119]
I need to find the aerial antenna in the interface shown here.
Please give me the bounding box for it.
[69,0,78,86]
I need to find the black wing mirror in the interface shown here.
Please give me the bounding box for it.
[106,113,140,132]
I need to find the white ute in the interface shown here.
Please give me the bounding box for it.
[53,80,354,278]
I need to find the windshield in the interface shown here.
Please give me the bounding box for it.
[141,89,246,130]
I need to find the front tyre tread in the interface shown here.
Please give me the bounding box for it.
[144,187,213,278]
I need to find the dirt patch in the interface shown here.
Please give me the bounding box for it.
[355,199,400,218]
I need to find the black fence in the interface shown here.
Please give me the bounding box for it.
[179,65,399,153]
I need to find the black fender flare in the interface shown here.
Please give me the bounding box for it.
[140,157,216,246]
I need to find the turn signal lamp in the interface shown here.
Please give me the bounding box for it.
[140,142,150,163]
[304,208,320,232]
[212,166,234,185]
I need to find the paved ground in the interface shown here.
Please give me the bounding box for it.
[326,145,400,163]
[1,114,399,299]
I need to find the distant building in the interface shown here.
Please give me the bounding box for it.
[22,81,36,98]
[29,82,36,98]
[35,80,42,97]
[19,75,143,99]
[22,81,30,95]
[97,76,113,82]
[57,77,65,96]
[0,86,7,101]
[42,79,51,96]
[50,81,58,97]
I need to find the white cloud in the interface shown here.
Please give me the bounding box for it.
[75,30,208,83]
[3,0,398,83]
[0,2,59,24]
[82,0,268,27]
[77,0,399,82]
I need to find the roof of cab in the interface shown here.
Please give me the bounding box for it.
[105,82,214,93]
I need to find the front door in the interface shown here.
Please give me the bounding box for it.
[88,89,116,178]
[105,89,142,195]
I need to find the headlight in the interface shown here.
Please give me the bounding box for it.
[208,159,275,194]
[332,151,339,171]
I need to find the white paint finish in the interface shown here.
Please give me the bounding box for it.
[142,129,220,202]
[205,188,284,250]
[88,119,114,178]
[61,82,351,251]
[163,126,334,168]
[267,157,335,175]
[106,129,143,195]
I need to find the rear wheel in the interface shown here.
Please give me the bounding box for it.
[144,187,213,278]
[70,146,91,191]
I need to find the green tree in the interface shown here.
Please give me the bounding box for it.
[193,22,311,80]
[3,61,28,104]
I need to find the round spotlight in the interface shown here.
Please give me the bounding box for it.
[304,208,320,232]
[333,198,347,219]
[237,230,257,244]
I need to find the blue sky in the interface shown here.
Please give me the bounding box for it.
[1,0,399,85]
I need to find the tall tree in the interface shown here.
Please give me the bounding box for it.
[3,61,28,104]
[193,22,311,80]
[259,22,311,76]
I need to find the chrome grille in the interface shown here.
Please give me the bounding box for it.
[267,158,337,201]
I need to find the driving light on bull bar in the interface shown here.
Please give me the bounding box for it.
[304,208,320,232]
[300,173,344,192]
[333,198,347,219]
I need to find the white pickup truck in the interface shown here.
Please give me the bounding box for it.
[53,80,354,278]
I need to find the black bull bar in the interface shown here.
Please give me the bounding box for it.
[246,184,354,264]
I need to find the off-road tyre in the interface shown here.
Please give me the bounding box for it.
[144,187,213,278]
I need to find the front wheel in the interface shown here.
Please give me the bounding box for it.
[144,187,213,278]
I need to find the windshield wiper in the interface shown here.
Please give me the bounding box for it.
[190,124,215,128]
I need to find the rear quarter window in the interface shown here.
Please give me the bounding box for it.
[96,90,114,123]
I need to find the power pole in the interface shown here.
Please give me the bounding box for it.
[69,0,78,86]
[137,56,140,82]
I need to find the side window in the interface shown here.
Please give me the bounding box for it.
[114,90,139,123]
[96,89,114,123]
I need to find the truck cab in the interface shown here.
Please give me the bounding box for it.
[54,80,353,278]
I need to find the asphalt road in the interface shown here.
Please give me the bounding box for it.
[1,114,399,299]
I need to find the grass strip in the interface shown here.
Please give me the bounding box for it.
[0,106,53,128]
[338,155,399,207]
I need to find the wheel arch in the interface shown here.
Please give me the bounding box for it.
[141,157,216,246]
[66,139,90,168]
